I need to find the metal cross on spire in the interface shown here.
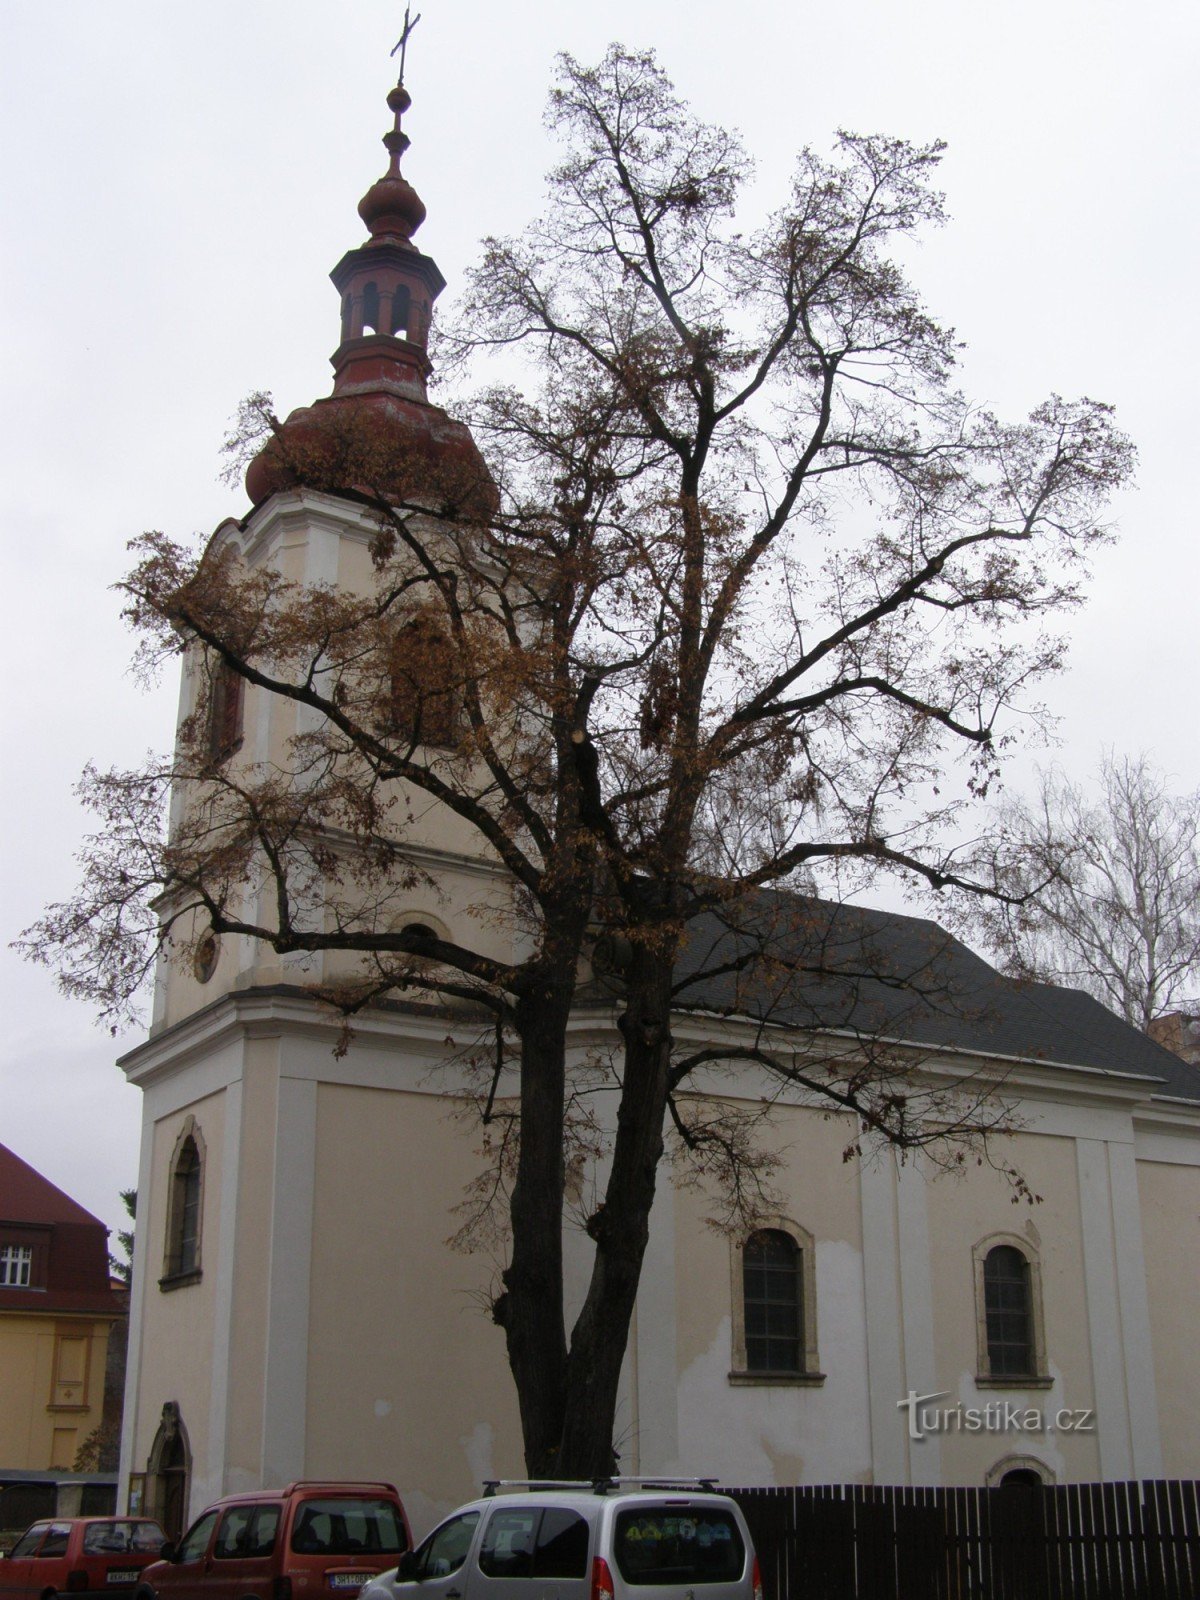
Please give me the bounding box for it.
[390,6,422,85]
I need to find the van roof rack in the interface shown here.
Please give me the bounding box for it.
[279,1481,398,1496]
[482,1477,719,1498]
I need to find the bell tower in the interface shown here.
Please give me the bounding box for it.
[119,46,516,1528]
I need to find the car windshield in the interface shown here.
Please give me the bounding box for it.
[9,1526,49,1560]
[612,1509,744,1586]
[289,1500,407,1557]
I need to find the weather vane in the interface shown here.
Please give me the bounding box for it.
[390,6,422,85]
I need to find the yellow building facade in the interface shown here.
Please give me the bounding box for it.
[0,1143,124,1475]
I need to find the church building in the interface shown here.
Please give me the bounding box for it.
[115,59,1200,1541]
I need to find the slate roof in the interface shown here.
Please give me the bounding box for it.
[670,891,1200,1103]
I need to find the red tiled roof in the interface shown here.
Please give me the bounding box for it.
[0,1142,106,1227]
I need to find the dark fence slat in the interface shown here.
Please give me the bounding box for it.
[1044,1484,1068,1600]
[1098,1481,1120,1598]
[1152,1480,1181,1600]
[1079,1480,1102,1600]
[1179,1479,1200,1598]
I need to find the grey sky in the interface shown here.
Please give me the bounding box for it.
[2,0,1196,1240]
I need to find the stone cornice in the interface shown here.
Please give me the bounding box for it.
[120,980,1198,1131]
[119,982,488,1088]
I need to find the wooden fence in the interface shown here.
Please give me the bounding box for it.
[729,1481,1200,1600]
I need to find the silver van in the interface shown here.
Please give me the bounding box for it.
[359,1481,761,1600]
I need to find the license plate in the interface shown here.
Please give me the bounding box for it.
[108,1573,140,1584]
[328,1577,371,1591]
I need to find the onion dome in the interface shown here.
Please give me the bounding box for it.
[357,84,428,240]
[245,67,493,519]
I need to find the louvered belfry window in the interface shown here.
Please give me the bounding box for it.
[389,619,460,748]
[208,662,244,764]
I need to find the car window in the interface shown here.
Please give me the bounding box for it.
[613,1509,744,1586]
[9,1526,49,1560]
[175,1511,220,1565]
[214,1507,256,1559]
[532,1509,589,1579]
[478,1509,537,1579]
[213,1506,279,1560]
[246,1507,280,1557]
[37,1525,71,1559]
[290,1499,406,1558]
[416,1512,480,1580]
[130,1524,168,1553]
[84,1524,138,1555]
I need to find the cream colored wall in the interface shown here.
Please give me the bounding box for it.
[305,1082,522,1536]
[132,1090,226,1487]
[669,1098,872,1485]
[223,1038,281,1485]
[1136,1157,1200,1477]
[923,1127,1101,1484]
[0,1312,111,1470]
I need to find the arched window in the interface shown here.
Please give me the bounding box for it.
[389,618,460,749]
[730,1221,822,1383]
[743,1230,801,1372]
[389,284,412,338]
[973,1235,1047,1384]
[985,1454,1055,1488]
[161,1119,205,1289]
[362,281,381,335]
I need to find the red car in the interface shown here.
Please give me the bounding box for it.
[138,1482,411,1600]
[0,1518,167,1600]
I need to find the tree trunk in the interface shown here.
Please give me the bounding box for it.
[557,941,676,1476]
[503,962,573,1475]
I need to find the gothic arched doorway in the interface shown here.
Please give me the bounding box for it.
[146,1401,191,1539]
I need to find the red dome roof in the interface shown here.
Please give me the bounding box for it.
[244,70,495,521]
[245,388,495,521]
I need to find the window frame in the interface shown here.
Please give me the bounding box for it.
[0,1242,33,1287]
[972,1233,1050,1388]
[729,1218,823,1385]
[160,1116,206,1291]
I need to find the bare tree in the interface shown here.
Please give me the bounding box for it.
[21,46,1133,1476]
[967,754,1200,1028]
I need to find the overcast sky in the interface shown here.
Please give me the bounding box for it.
[1,0,1196,1241]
